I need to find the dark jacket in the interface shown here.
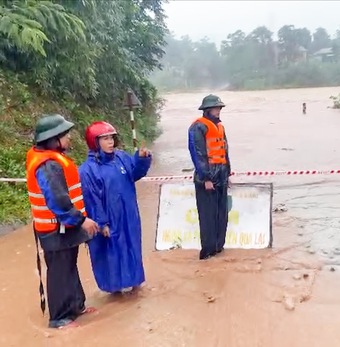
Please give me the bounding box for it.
[34,159,90,251]
[188,114,231,187]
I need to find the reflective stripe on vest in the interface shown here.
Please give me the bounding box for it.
[194,117,227,164]
[32,207,86,224]
[26,147,87,233]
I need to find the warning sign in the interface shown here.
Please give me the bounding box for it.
[155,183,273,250]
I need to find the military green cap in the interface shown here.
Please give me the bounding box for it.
[198,94,226,110]
[34,114,74,144]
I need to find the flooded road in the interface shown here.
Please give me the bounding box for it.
[144,87,340,259]
[2,87,340,346]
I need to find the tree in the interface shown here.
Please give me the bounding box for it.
[278,25,311,63]
[152,24,340,91]
[248,26,273,45]
[154,35,223,89]
[246,26,275,69]
[278,25,295,62]
[295,27,312,50]
[221,30,246,52]
[59,0,168,103]
[0,0,85,57]
[332,29,340,62]
[0,0,168,126]
[311,27,331,52]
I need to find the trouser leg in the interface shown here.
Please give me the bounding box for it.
[216,185,228,252]
[70,246,86,316]
[195,184,219,259]
[44,246,86,327]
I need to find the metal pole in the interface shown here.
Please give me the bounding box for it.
[127,90,138,151]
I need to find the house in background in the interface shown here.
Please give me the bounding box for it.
[273,43,308,65]
[312,47,335,63]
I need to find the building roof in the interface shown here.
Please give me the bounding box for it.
[314,47,334,56]
[297,46,308,52]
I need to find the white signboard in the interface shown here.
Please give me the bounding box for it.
[155,183,273,250]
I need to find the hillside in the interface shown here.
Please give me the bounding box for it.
[0,69,161,224]
[0,0,167,226]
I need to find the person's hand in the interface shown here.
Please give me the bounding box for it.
[138,140,151,157]
[101,225,110,237]
[204,181,215,190]
[82,218,99,237]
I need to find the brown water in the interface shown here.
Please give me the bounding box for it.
[2,87,340,346]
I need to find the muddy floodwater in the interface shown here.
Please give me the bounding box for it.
[2,87,340,346]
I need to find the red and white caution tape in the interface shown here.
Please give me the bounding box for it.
[1,169,340,183]
[141,169,340,182]
[0,178,27,182]
[231,169,340,177]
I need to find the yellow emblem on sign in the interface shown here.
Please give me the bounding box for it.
[228,210,239,225]
[186,208,198,224]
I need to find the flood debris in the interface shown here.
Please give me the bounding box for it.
[223,257,237,263]
[143,322,154,333]
[273,204,288,213]
[293,273,302,280]
[203,292,216,303]
[283,295,295,311]
[299,292,311,303]
[234,264,262,273]
[170,238,182,250]
[278,148,294,151]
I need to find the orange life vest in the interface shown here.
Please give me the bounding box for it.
[195,117,227,165]
[26,147,87,233]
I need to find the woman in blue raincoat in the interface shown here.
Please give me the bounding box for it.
[79,121,152,293]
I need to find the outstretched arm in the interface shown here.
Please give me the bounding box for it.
[131,150,152,181]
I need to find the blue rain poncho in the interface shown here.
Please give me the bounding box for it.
[79,149,151,293]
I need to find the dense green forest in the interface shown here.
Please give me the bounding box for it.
[151,25,340,91]
[0,0,168,223]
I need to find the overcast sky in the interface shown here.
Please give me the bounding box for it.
[164,1,340,44]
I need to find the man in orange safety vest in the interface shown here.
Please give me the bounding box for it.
[188,95,231,260]
[26,114,99,329]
